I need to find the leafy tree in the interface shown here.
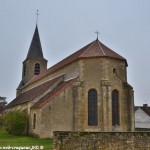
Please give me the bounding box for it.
[0,97,7,114]
[4,111,28,135]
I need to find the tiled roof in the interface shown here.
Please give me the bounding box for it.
[6,75,64,109]
[31,77,78,109]
[27,39,127,86]
[135,105,150,117]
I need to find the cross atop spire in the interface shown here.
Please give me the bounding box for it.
[95,30,100,40]
[36,10,39,24]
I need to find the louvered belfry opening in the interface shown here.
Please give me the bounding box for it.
[88,89,98,126]
[34,63,40,75]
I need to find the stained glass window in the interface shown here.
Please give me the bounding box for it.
[88,89,98,126]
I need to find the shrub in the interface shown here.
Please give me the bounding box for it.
[4,111,28,135]
[0,115,4,129]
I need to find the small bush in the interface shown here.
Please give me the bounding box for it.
[3,111,28,135]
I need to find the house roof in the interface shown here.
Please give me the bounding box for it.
[31,77,78,109]
[26,39,127,86]
[6,75,64,109]
[135,105,150,117]
[25,25,45,60]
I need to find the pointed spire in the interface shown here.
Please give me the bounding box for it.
[26,25,44,59]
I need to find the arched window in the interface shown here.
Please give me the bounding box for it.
[34,63,40,75]
[88,89,98,126]
[112,90,120,126]
[33,113,36,129]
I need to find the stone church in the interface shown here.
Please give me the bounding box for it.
[6,25,134,138]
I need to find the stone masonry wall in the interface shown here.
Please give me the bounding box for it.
[53,131,150,150]
[30,86,74,138]
[75,58,134,131]
[23,61,79,93]
[23,58,47,85]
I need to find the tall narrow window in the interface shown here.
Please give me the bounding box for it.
[34,63,40,75]
[112,90,120,126]
[33,113,36,129]
[88,89,98,126]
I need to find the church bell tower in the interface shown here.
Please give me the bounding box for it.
[17,25,47,95]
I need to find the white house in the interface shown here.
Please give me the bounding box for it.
[135,104,150,130]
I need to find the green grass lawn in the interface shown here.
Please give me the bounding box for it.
[0,130,53,150]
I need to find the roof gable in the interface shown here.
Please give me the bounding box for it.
[135,106,150,117]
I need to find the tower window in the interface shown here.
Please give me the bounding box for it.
[113,68,116,74]
[34,63,40,75]
[33,113,36,129]
[88,89,98,126]
[112,89,120,126]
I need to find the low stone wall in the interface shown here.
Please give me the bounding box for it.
[53,131,150,150]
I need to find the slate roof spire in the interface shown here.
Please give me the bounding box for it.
[26,24,44,59]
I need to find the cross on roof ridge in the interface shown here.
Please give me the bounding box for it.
[95,30,100,40]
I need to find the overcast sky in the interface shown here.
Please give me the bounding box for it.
[0,0,150,106]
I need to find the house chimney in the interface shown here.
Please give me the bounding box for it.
[143,104,148,107]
